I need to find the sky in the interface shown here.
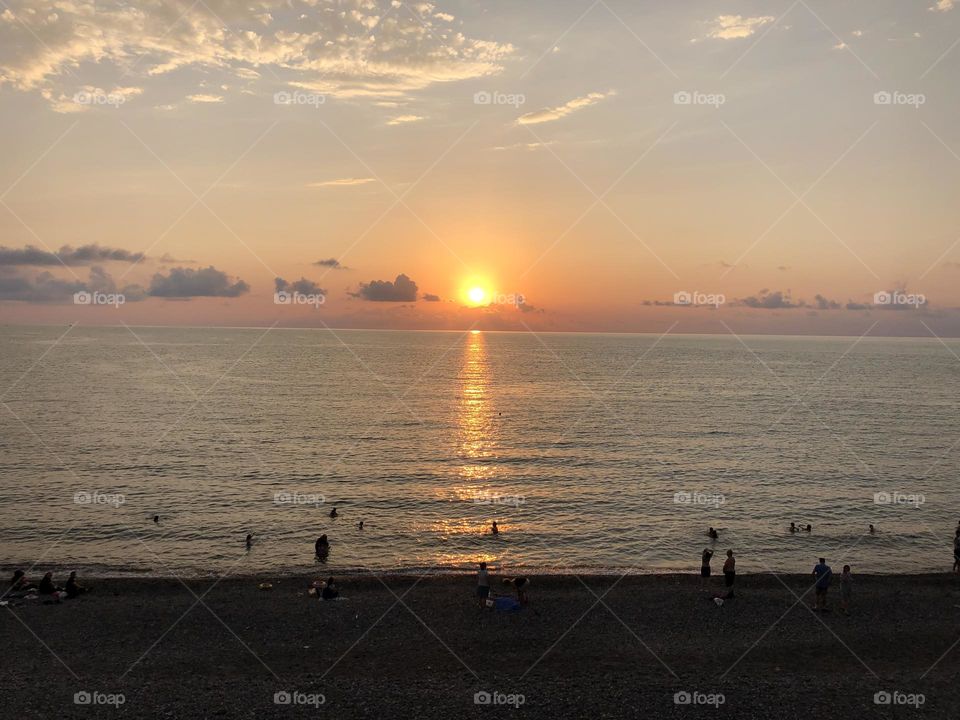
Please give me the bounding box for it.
[1,0,959,335]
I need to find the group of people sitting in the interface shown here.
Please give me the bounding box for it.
[7,570,87,600]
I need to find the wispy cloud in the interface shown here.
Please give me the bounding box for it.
[702,15,776,40]
[517,91,615,126]
[307,178,376,188]
[930,0,954,12]
[387,114,425,125]
[186,94,224,103]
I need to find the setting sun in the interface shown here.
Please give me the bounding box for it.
[466,286,488,306]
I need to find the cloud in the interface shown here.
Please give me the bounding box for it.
[422,293,440,302]
[148,265,249,298]
[186,94,224,103]
[387,114,424,125]
[703,15,775,40]
[275,276,325,295]
[517,91,615,125]
[737,289,798,309]
[0,0,513,109]
[0,244,145,266]
[0,266,145,302]
[930,0,954,12]
[813,294,841,310]
[314,258,348,270]
[307,178,376,187]
[353,273,419,302]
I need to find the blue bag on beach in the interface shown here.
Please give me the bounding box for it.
[494,597,521,612]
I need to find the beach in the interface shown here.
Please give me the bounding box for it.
[2,572,958,718]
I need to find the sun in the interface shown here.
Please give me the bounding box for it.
[467,286,488,305]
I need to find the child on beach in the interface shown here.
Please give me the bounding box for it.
[839,565,852,615]
[700,549,713,588]
[477,562,490,608]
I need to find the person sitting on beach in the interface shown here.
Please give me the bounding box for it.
[708,527,719,539]
[700,549,714,588]
[491,521,499,535]
[477,562,490,609]
[315,534,329,555]
[722,550,736,597]
[839,565,852,615]
[8,570,37,595]
[38,572,62,595]
[329,507,338,519]
[321,577,339,600]
[812,558,832,611]
[504,576,529,606]
[65,571,87,599]
[953,529,960,573]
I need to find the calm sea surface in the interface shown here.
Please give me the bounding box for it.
[0,325,957,577]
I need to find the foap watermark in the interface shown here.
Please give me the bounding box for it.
[674,491,725,509]
[74,691,125,707]
[491,292,526,307]
[473,491,525,508]
[674,90,725,108]
[274,90,326,108]
[273,690,325,707]
[74,490,125,508]
[874,491,925,508]
[674,290,725,308]
[874,690,925,708]
[274,491,325,508]
[873,291,925,308]
[73,90,127,108]
[74,291,125,307]
[674,690,725,707]
[474,691,525,707]
[474,90,525,108]
[274,290,326,308]
[874,91,925,108]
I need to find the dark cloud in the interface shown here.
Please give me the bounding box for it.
[149,266,249,298]
[813,294,841,310]
[0,244,145,266]
[314,258,349,270]
[275,277,326,295]
[353,273,419,302]
[518,302,543,313]
[159,253,195,264]
[422,293,441,302]
[738,289,798,309]
[0,266,145,302]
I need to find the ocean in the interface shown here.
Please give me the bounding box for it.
[0,324,956,577]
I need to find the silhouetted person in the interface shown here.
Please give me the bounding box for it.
[38,572,61,595]
[790,522,797,533]
[708,527,719,539]
[153,515,159,523]
[246,533,253,550]
[65,571,87,599]
[700,548,713,588]
[357,521,364,530]
[8,570,36,594]
[329,507,338,518]
[723,550,736,597]
[491,521,499,535]
[813,557,832,611]
[869,524,875,534]
[806,524,812,532]
[321,577,339,600]
[315,534,329,554]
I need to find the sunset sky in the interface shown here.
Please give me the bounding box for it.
[1,0,959,334]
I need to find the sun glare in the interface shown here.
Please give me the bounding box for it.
[467,286,488,306]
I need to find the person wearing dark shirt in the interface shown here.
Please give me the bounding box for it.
[321,577,339,600]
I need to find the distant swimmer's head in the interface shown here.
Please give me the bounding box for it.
[806,525,812,531]
[153,515,159,523]
[869,524,875,532]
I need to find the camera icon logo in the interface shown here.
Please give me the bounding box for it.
[674,91,692,105]
[673,290,692,305]
[874,691,892,705]
[73,691,92,705]
[273,691,292,705]
[474,691,492,705]
[274,291,292,305]
[873,492,891,505]
[674,691,692,705]
[73,291,92,305]
[474,91,492,105]
[873,291,892,305]
[874,91,892,105]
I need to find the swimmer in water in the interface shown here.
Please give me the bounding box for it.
[806,524,812,532]
[491,521,499,535]
[329,507,338,518]
[315,534,329,555]
[153,515,159,524]
[708,527,719,539]
[790,522,797,533]
[869,524,875,534]
[357,521,364,530]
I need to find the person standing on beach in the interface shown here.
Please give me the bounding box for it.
[477,562,490,609]
[723,550,736,597]
[700,549,714,588]
[953,529,960,573]
[839,565,852,615]
[813,558,832,611]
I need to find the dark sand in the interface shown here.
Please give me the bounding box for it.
[2,572,959,718]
